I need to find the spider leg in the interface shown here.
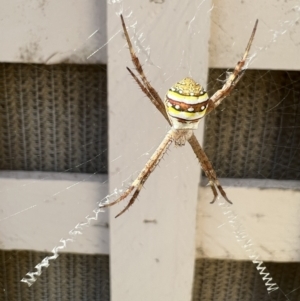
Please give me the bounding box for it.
[115,176,147,218]
[126,67,170,123]
[120,15,258,207]
[101,129,174,217]
[120,14,167,118]
[126,59,230,205]
[186,22,258,202]
[208,182,218,204]
[114,183,143,218]
[206,19,258,115]
[188,134,232,204]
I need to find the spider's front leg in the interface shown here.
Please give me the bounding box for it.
[206,19,258,114]
[120,15,167,120]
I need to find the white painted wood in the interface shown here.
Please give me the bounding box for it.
[196,184,300,262]
[107,1,211,300]
[0,1,109,257]
[0,0,106,64]
[0,0,297,296]
[197,1,300,264]
[0,171,109,254]
[0,0,110,288]
[209,0,300,70]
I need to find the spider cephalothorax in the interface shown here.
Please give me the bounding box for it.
[165,77,209,130]
[101,15,258,217]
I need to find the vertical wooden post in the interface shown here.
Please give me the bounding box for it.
[108,1,211,300]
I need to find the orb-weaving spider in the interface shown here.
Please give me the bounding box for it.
[102,15,258,217]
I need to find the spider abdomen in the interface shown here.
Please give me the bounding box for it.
[165,77,209,130]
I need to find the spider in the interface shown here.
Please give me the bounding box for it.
[101,15,258,218]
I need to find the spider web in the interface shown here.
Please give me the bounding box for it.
[0,1,300,300]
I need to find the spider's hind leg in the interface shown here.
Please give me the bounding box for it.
[209,179,232,205]
[188,134,232,205]
[101,129,174,217]
[209,182,218,204]
[216,182,232,204]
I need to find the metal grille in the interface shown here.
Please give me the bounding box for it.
[204,69,300,179]
[192,258,300,301]
[0,250,110,301]
[0,63,107,174]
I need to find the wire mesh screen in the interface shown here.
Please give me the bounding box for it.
[204,69,300,179]
[0,250,110,301]
[192,258,300,301]
[0,63,107,174]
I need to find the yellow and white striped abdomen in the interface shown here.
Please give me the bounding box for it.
[165,77,209,130]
